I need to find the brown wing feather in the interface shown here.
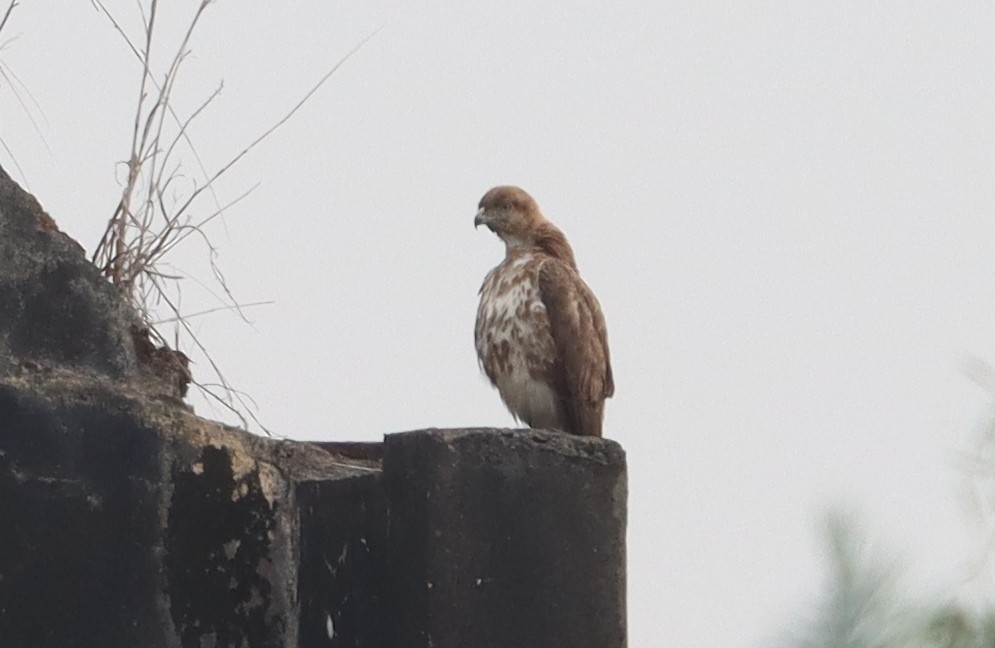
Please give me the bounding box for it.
[538,260,613,437]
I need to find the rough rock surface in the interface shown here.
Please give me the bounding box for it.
[0,372,364,648]
[0,166,628,648]
[0,167,139,379]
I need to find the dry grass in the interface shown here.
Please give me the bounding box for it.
[89,0,377,433]
[0,0,50,187]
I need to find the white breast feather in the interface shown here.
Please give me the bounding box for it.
[476,255,560,430]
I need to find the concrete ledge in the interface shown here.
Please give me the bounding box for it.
[382,428,627,648]
[0,377,628,648]
[0,376,369,648]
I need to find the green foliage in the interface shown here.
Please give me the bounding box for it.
[783,395,995,648]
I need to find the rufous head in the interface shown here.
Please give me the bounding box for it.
[474,185,578,268]
[474,186,545,248]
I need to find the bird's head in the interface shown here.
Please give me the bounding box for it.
[474,185,578,268]
[474,186,544,249]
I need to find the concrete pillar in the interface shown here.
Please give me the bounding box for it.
[381,428,627,648]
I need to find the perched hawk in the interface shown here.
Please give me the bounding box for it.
[474,186,614,437]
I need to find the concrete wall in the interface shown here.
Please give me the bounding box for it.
[0,166,627,648]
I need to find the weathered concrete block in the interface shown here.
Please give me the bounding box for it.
[0,381,166,647]
[298,473,387,647]
[0,375,370,648]
[381,429,627,648]
[296,429,627,648]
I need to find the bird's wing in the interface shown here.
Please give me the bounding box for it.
[538,259,613,436]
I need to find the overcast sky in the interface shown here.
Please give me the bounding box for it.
[4,2,995,646]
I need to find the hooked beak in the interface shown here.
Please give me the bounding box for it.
[474,207,487,229]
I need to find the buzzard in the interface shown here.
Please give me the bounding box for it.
[474,186,613,437]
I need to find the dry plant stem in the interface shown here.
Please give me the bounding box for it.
[0,1,50,146]
[148,271,269,434]
[0,137,25,184]
[0,61,51,152]
[117,2,157,286]
[153,300,274,325]
[98,0,213,287]
[94,0,224,228]
[90,0,379,433]
[0,0,36,186]
[0,1,18,36]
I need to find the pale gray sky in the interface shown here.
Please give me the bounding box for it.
[4,2,995,646]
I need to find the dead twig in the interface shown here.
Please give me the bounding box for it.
[0,1,18,37]
[0,0,48,186]
[90,1,378,433]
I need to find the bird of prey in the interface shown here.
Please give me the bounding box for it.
[474,186,613,437]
